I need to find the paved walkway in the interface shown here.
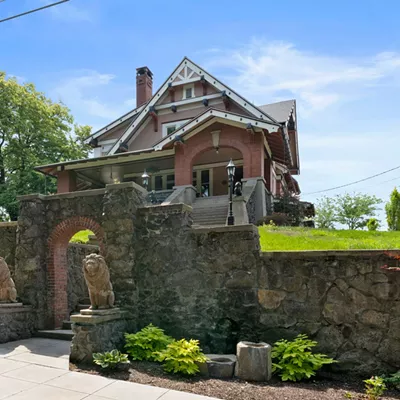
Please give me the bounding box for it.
[0,338,217,400]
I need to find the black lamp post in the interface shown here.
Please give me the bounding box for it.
[142,169,149,191]
[226,159,235,226]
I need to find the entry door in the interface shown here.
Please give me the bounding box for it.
[193,169,212,197]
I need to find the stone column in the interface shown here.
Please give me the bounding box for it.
[15,194,48,328]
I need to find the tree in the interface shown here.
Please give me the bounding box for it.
[0,72,91,220]
[385,187,400,231]
[315,196,336,229]
[334,193,382,230]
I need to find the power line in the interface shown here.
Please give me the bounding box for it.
[303,164,400,196]
[0,0,70,24]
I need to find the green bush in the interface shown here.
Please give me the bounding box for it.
[124,323,173,361]
[272,334,336,381]
[93,350,129,370]
[364,376,387,399]
[367,218,379,231]
[157,339,207,375]
[382,371,400,389]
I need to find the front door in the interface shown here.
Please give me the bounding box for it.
[193,169,211,197]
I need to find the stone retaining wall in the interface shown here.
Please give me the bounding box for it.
[0,222,17,276]
[0,306,36,343]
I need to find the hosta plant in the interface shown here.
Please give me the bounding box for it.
[92,350,129,370]
[364,376,387,400]
[272,334,336,382]
[157,339,207,375]
[124,323,174,361]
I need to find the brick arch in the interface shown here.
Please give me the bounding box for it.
[175,135,253,187]
[47,216,105,328]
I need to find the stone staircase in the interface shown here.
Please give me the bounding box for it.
[191,195,229,226]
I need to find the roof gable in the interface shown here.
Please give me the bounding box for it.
[107,57,280,155]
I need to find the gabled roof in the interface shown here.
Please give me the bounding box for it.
[107,57,280,155]
[83,103,147,144]
[259,100,295,124]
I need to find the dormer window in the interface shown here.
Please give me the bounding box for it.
[182,84,194,100]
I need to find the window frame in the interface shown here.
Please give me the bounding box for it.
[182,83,195,100]
[162,119,191,138]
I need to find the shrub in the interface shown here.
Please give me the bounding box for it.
[124,323,173,361]
[382,371,400,389]
[93,350,129,370]
[364,376,387,399]
[157,339,207,375]
[272,334,336,382]
[367,218,379,231]
[256,213,290,226]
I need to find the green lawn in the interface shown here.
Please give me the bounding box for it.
[258,226,400,251]
[70,230,93,244]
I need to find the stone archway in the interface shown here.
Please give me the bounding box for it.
[47,216,105,328]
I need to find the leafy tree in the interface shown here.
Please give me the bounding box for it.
[315,196,336,229]
[334,193,382,230]
[0,72,91,220]
[367,218,379,231]
[385,187,400,231]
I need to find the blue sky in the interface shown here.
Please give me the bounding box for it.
[1,0,400,226]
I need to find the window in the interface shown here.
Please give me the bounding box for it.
[154,176,163,191]
[182,84,194,100]
[162,119,191,137]
[166,174,175,190]
[166,125,176,136]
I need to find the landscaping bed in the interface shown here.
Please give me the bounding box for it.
[259,226,400,251]
[71,362,400,400]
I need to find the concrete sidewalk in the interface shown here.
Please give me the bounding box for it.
[0,338,217,400]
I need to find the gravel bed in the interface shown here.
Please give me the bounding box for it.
[71,361,400,400]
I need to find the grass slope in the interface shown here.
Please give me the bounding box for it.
[259,226,400,251]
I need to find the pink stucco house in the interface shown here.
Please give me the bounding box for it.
[36,57,301,225]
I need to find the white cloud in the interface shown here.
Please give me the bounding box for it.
[52,70,136,126]
[205,40,400,115]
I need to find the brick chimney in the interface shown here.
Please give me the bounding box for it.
[136,66,153,107]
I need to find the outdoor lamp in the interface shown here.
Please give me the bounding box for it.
[211,130,221,154]
[226,159,235,225]
[226,158,235,179]
[142,169,150,190]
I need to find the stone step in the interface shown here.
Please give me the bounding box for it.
[62,320,72,330]
[35,329,73,341]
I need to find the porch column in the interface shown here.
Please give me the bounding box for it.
[57,170,77,193]
[174,145,192,186]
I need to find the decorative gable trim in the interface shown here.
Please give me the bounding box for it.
[108,57,279,155]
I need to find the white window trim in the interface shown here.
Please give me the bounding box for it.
[182,83,194,100]
[162,119,191,138]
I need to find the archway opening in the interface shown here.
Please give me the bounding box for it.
[192,147,243,197]
[47,217,105,329]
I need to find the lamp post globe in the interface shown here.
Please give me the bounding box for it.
[226,159,235,226]
[142,169,150,190]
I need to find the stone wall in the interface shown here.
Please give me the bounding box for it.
[133,206,400,375]
[0,306,37,343]
[0,222,17,276]
[67,243,98,314]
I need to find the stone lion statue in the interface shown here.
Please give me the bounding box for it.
[82,254,115,309]
[0,257,17,303]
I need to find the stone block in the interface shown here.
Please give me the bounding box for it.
[206,354,236,379]
[258,290,286,310]
[234,341,272,381]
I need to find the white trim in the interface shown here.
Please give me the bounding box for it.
[171,76,200,86]
[98,139,117,145]
[162,119,191,138]
[182,84,194,100]
[154,108,281,151]
[84,104,146,144]
[108,57,279,155]
[156,93,221,111]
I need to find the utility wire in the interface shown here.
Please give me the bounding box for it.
[0,0,70,24]
[302,164,400,196]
